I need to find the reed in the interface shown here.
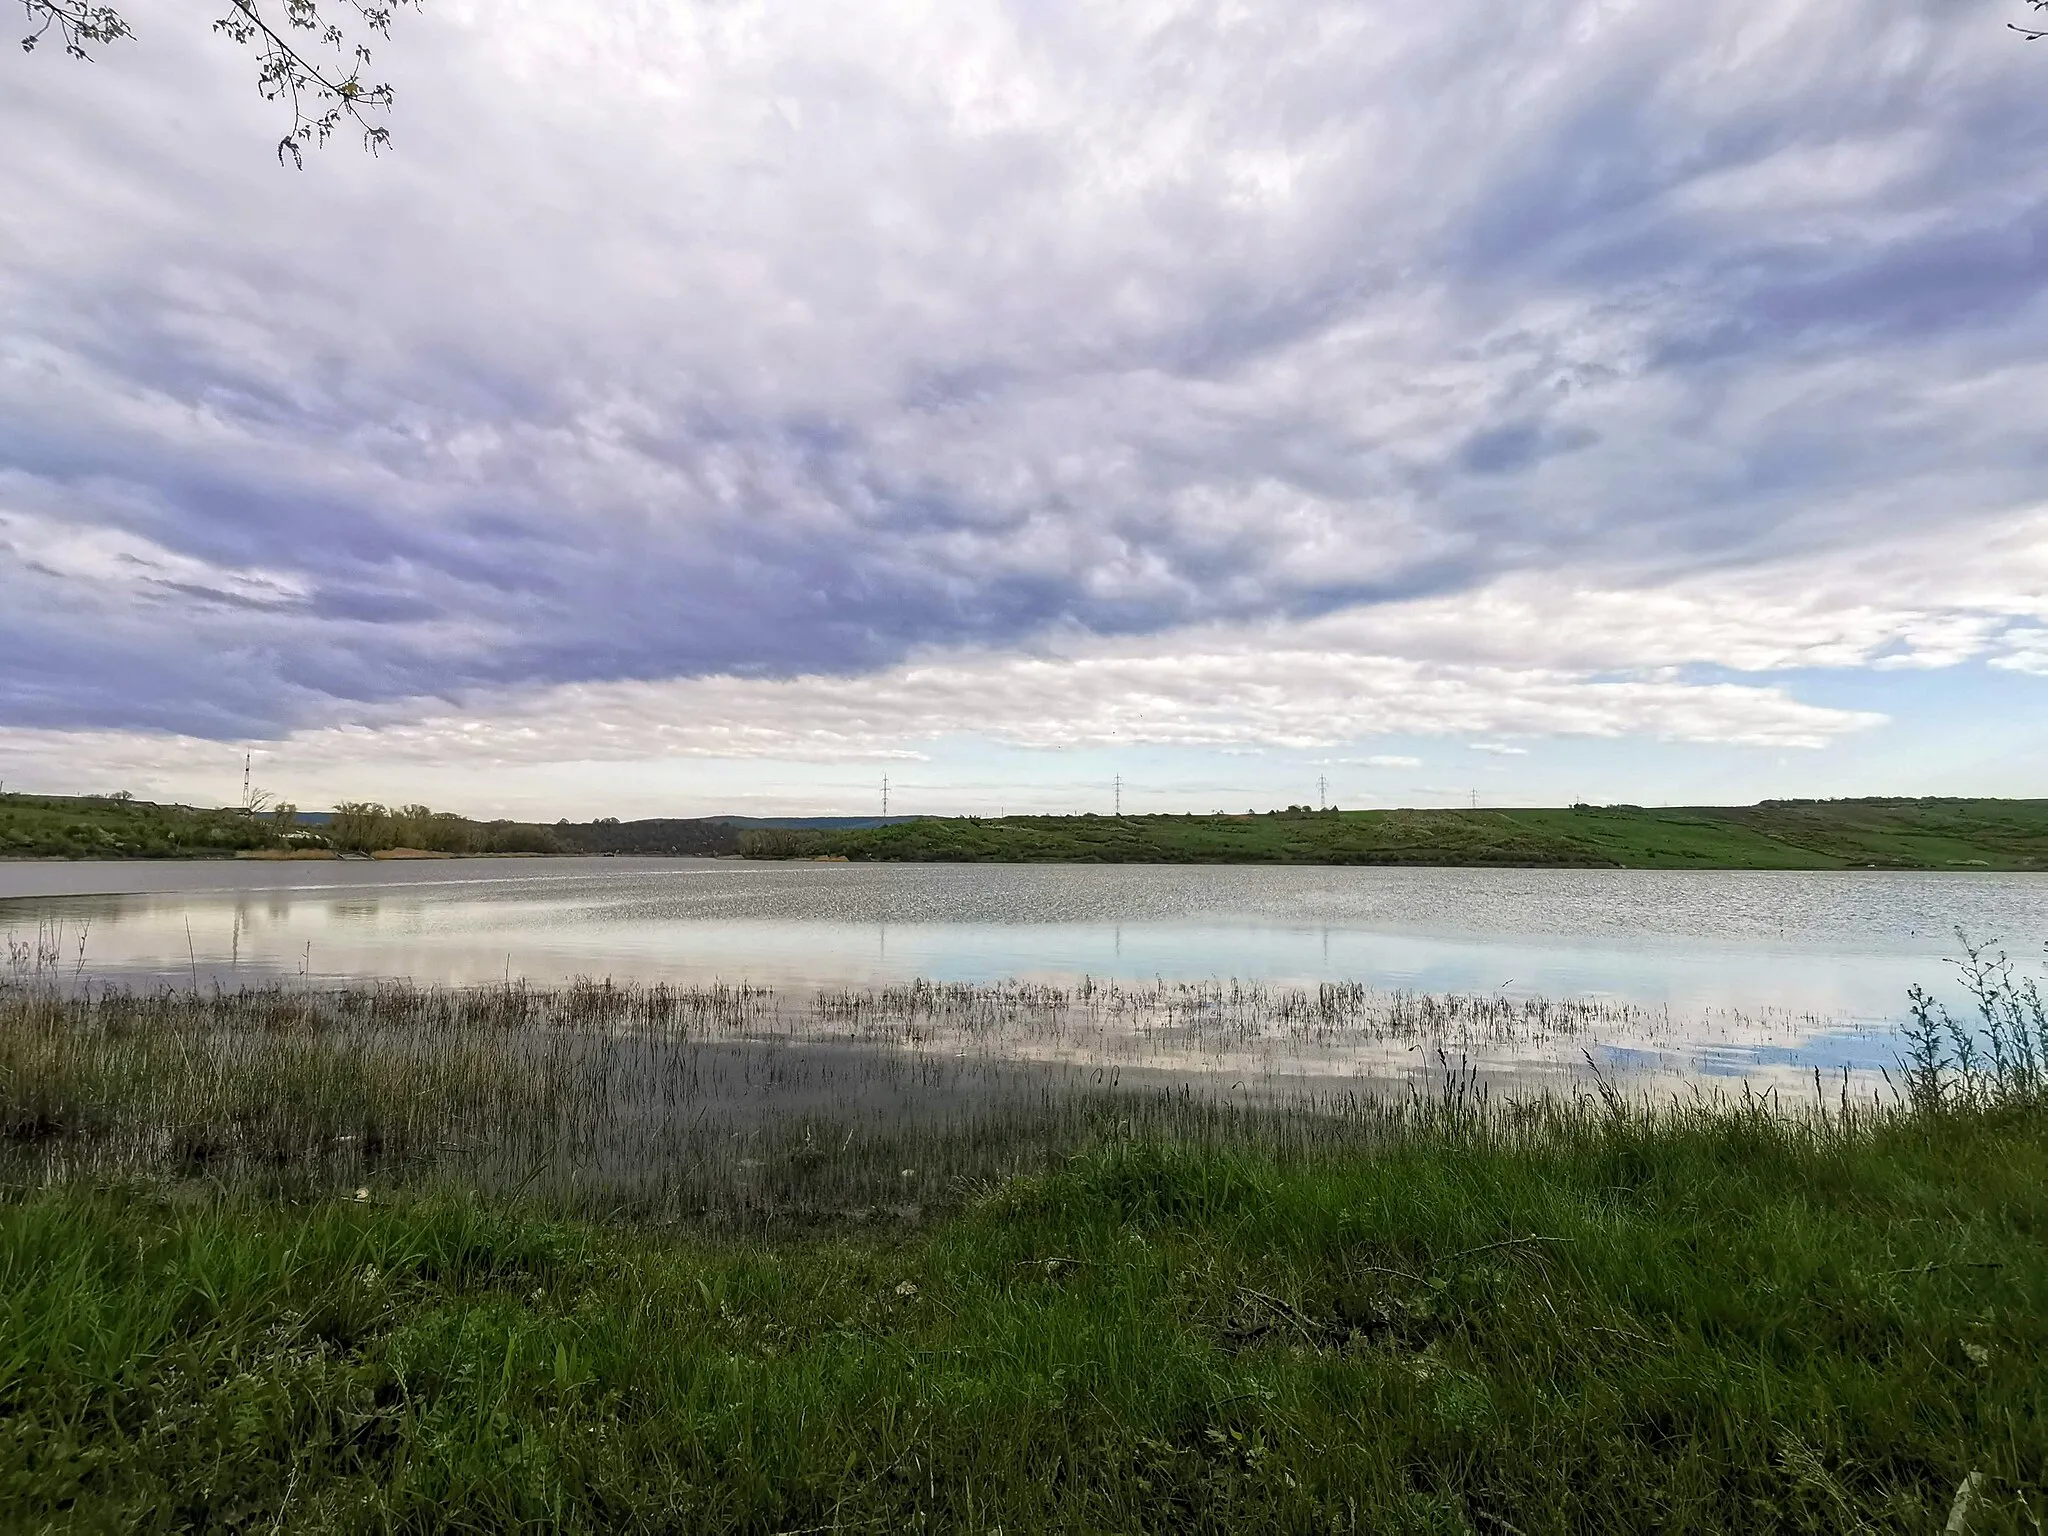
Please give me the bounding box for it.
[0,943,2032,1222]
[0,970,1637,1223]
[0,952,2041,1530]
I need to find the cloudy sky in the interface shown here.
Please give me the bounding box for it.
[3,0,2045,818]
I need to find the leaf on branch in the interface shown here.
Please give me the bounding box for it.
[211,0,416,166]
[18,0,132,58]
[19,0,416,161]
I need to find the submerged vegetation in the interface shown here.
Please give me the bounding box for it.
[0,942,2044,1529]
[0,965,1676,1215]
[746,797,2048,869]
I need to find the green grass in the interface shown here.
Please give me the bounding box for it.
[0,792,278,860]
[0,790,751,861]
[2,969,2047,1529]
[0,792,576,861]
[2,1103,2042,1532]
[752,798,2048,869]
[3,963,2044,1530]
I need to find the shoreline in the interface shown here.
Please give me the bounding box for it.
[3,850,2043,870]
[10,794,2048,869]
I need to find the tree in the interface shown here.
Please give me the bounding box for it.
[329,800,390,852]
[17,0,417,165]
[2020,0,2048,39]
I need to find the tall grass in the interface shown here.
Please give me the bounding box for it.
[0,943,2041,1529]
[0,970,1658,1224]
[1903,931,2048,1111]
[1,931,2036,1222]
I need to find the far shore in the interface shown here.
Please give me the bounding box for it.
[5,792,2046,869]
[230,847,554,861]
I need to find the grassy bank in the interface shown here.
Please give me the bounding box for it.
[746,797,2048,869]
[4,1101,2043,1531]
[2,969,2046,1530]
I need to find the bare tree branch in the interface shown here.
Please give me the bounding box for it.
[2017,0,2048,40]
[17,0,419,165]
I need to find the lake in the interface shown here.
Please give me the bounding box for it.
[5,857,2045,1088]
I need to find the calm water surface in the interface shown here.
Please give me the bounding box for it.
[5,857,2045,1082]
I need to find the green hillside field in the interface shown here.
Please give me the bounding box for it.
[0,792,281,860]
[741,798,2048,869]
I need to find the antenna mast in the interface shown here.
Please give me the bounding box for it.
[882,775,890,817]
[1318,774,1327,810]
[1114,774,1121,817]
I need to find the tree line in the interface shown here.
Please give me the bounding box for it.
[321,802,559,854]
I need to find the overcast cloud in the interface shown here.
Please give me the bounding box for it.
[1,0,2043,810]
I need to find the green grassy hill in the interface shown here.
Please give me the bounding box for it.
[744,798,2048,869]
[0,793,563,860]
[0,793,281,859]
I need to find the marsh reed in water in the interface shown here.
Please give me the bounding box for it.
[0,956,1909,1226]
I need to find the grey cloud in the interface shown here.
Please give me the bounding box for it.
[1457,422,1598,477]
[146,579,301,612]
[1647,203,2048,368]
[1,0,2044,740]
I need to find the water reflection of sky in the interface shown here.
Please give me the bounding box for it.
[1596,1027,1907,1078]
[4,858,2045,1088]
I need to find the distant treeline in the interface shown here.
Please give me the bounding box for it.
[17,791,2045,869]
[317,807,755,856]
[0,792,576,860]
[323,803,560,855]
[0,793,754,860]
[552,818,742,857]
[734,827,836,858]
